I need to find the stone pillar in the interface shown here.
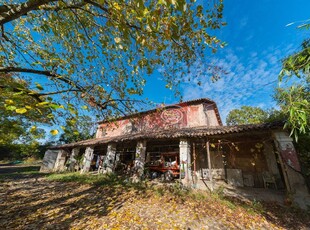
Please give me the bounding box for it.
[134,140,147,174]
[69,148,80,172]
[105,143,116,173]
[40,149,59,172]
[179,139,191,185]
[273,131,310,209]
[263,142,280,176]
[54,150,68,172]
[81,146,94,173]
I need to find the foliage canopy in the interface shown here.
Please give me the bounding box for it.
[0,0,226,134]
[0,75,47,159]
[279,25,310,139]
[226,106,269,126]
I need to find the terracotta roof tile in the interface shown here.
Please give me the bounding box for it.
[50,122,283,149]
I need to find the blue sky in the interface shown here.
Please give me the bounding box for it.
[142,0,310,123]
[16,0,310,139]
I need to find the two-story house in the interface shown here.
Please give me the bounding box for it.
[41,98,309,208]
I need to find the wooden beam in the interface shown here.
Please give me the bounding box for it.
[206,140,213,191]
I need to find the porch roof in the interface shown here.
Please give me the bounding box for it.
[50,122,284,150]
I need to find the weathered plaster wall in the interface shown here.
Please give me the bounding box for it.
[40,150,59,172]
[96,103,219,138]
[263,141,282,187]
[205,107,220,126]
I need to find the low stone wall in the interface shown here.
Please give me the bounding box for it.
[40,150,59,172]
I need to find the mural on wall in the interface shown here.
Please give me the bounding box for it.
[135,106,188,131]
[279,142,301,172]
[160,106,187,128]
[98,105,189,137]
[161,108,184,124]
[96,100,221,138]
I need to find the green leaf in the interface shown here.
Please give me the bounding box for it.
[35,82,44,90]
[50,104,64,110]
[13,91,24,96]
[73,131,79,135]
[37,102,50,106]
[69,108,78,115]
[6,105,17,111]
[47,114,54,119]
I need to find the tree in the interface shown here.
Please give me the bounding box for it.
[226,106,269,126]
[0,0,226,134]
[0,74,47,159]
[277,38,310,185]
[58,115,96,144]
[279,23,310,140]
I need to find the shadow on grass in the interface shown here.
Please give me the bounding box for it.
[46,172,147,190]
[0,165,40,174]
[0,171,148,229]
[0,164,43,181]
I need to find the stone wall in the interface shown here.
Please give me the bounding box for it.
[40,150,59,172]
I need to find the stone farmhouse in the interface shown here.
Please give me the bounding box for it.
[41,98,309,208]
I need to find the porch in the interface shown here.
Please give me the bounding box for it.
[41,125,309,208]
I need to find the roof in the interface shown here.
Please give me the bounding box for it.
[50,122,284,149]
[98,98,223,126]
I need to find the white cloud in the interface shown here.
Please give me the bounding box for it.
[239,17,248,28]
[181,47,295,124]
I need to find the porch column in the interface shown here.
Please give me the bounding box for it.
[69,148,80,172]
[81,146,94,173]
[105,143,116,173]
[54,149,67,172]
[135,140,147,173]
[179,138,192,185]
[263,142,280,176]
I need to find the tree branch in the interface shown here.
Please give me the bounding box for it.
[0,84,43,102]
[0,0,57,26]
[0,66,82,91]
[0,66,113,111]
[84,0,142,30]
[38,89,81,96]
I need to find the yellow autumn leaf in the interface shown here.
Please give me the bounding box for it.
[50,129,59,135]
[15,108,27,114]
[114,37,121,43]
[5,99,14,105]
[112,2,121,10]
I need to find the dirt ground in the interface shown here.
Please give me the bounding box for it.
[0,164,309,230]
